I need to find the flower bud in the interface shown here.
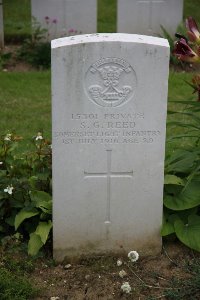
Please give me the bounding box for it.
[186,17,200,44]
[173,38,200,63]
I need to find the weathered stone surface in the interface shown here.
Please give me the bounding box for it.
[52,34,169,261]
[31,0,97,39]
[117,0,183,36]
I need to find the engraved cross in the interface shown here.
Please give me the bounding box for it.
[138,0,164,32]
[84,149,133,224]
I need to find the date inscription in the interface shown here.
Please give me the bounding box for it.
[54,113,161,145]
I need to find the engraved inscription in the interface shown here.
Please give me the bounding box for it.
[84,149,133,223]
[54,112,162,145]
[84,57,137,107]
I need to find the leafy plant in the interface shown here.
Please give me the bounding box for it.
[162,17,200,252]
[0,50,12,70]
[160,23,186,67]
[0,132,52,255]
[17,16,81,69]
[17,17,51,69]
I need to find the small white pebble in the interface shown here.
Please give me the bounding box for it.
[50,297,60,300]
[64,280,67,283]
[64,264,71,269]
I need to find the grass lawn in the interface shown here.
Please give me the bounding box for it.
[0,71,51,139]
[184,0,200,24]
[0,71,196,142]
[98,0,117,33]
[4,0,31,42]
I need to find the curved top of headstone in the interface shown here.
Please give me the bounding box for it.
[51,33,169,49]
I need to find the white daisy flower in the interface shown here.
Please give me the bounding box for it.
[128,250,139,262]
[121,282,131,294]
[119,269,127,278]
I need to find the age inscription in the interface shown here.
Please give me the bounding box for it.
[54,112,161,145]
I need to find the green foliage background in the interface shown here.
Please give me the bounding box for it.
[0,133,52,255]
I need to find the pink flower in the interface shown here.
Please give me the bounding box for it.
[68,28,74,33]
[45,16,50,24]
[186,17,200,44]
[52,18,57,24]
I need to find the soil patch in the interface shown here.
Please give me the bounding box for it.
[1,45,38,72]
[14,241,199,300]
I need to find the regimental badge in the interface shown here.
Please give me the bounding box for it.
[85,57,137,107]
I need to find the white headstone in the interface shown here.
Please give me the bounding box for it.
[31,0,97,39]
[0,1,4,48]
[117,0,183,36]
[52,33,169,261]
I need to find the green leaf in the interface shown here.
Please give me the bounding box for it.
[0,170,7,178]
[37,172,49,181]
[28,176,38,189]
[36,199,52,214]
[167,134,200,141]
[164,181,200,210]
[164,175,184,186]
[10,192,26,208]
[5,213,16,226]
[168,99,200,106]
[15,208,39,230]
[0,191,5,200]
[30,190,52,214]
[35,221,52,244]
[28,232,43,256]
[30,190,51,203]
[161,213,180,236]
[161,216,175,236]
[167,121,200,131]
[174,215,200,252]
[39,212,50,220]
[165,150,198,173]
